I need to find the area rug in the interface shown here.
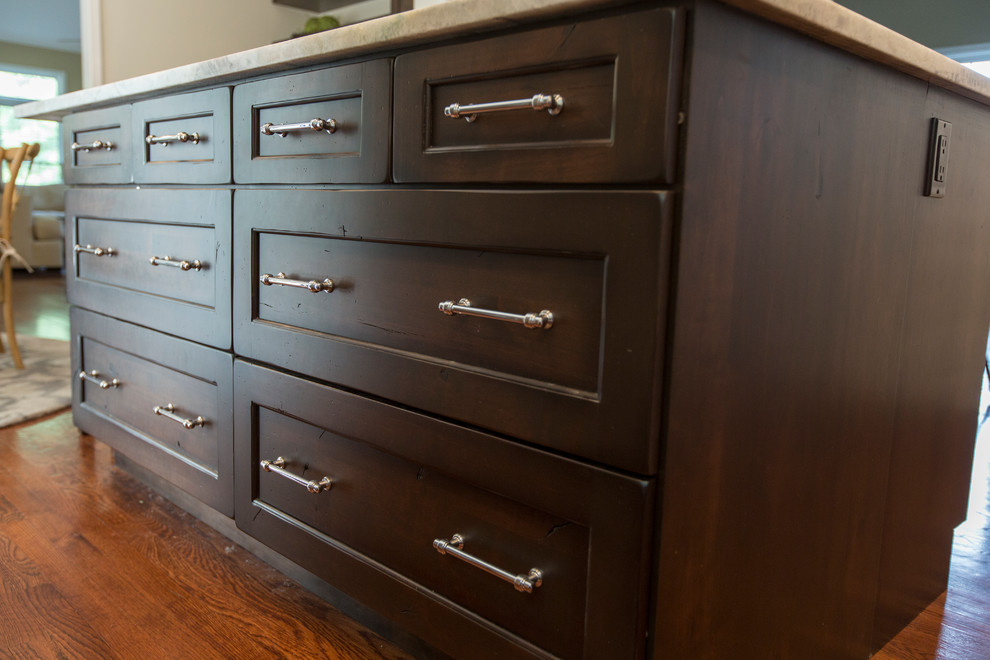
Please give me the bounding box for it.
[0,334,72,427]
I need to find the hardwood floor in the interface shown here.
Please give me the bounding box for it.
[3,270,990,658]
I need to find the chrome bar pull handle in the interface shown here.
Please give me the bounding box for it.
[145,131,200,146]
[78,369,120,390]
[444,93,564,123]
[433,533,544,593]
[71,139,114,152]
[150,255,202,271]
[260,272,335,293]
[260,457,332,494]
[439,298,553,330]
[74,244,115,257]
[153,403,205,429]
[261,117,337,137]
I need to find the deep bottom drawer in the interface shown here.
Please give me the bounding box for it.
[234,360,653,660]
[71,307,233,515]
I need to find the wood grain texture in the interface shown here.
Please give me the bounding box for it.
[874,406,990,658]
[0,411,414,660]
[654,2,990,657]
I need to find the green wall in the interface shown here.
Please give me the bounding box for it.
[836,0,990,50]
[0,42,82,93]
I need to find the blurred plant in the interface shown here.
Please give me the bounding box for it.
[302,15,340,34]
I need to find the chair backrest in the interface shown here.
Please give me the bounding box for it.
[1,143,41,239]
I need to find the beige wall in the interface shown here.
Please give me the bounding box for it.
[0,42,83,92]
[94,0,312,84]
[86,0,457,86]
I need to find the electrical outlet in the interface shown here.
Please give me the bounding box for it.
[925,118,951,198]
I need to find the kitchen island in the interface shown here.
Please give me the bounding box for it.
[19,0,990,657]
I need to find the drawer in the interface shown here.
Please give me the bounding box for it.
[72,308,233,515]
[132,87,231,183]
[233,189,671,475]
[66,188,232,349]
[62,105,132,184]
[393,7,683,183]
[233,60,391,183]
[235,360,653,660]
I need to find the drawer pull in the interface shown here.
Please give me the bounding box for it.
[444,93,564,123]
[71,139,114,152]
[153,403,206,429]
[145,131,200,146]
[78,369,120,390]
[260,272,335,293]
[261,117,337,137]
[74,244,115,257]
[150,255,203,271]
[433,533,544,594]
[439,298,553,329]
[260,456,332,494]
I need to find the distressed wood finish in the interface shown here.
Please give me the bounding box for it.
[234,360,654,660]
[393,7,684,184]
[233,188,671,474]
[71,307,235,515]
[233,59,391,184]
[653,3,990,658]
[61,105,132,184]
[131,87,232,184]
[66,188,232,350]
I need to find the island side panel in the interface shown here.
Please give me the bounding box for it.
[654,1,990,657]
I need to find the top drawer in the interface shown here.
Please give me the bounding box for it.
[393,7,683,184]
[132,87,231,184]
[233,59,391,184]
[62,105,132,184]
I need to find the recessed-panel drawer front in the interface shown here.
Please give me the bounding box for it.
[72,308,233,514]
[132,87,231,183]
[62,106,131,184]
[393,7,683,183]
[233,60,390,183]
[233,189,671,475]
[66,188,232,349]
[235,361,653,660]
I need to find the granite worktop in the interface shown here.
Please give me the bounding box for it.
[17,0,990,120]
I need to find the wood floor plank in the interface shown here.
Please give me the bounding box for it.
[0,411,414,659]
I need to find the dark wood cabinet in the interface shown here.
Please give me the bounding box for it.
[233,59,391,183]
[235,360,653,660]
[71,308,234,514]
[393,7,684,184]
[66,188,233,350]
[47,1,990,658]
[232,188,671,473]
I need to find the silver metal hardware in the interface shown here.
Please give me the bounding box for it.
[73,243,115,257]
[259,272,334,293]
[260,456,332,494]
[71,139,114,152]
[438,298,553,329]
[153,403,205,429]
[78,369,120,390]
[261,117,337,137]
[145,131,200,146]
[433,533,544,593]
[150,255,202,271]
[444,93,564,123]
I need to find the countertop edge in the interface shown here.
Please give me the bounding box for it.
[16,0,990,120]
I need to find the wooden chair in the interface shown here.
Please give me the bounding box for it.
[0,142,41,369]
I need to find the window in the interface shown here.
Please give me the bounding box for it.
[0,66,64,185]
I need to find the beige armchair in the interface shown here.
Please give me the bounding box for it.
[9,183,66,269]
